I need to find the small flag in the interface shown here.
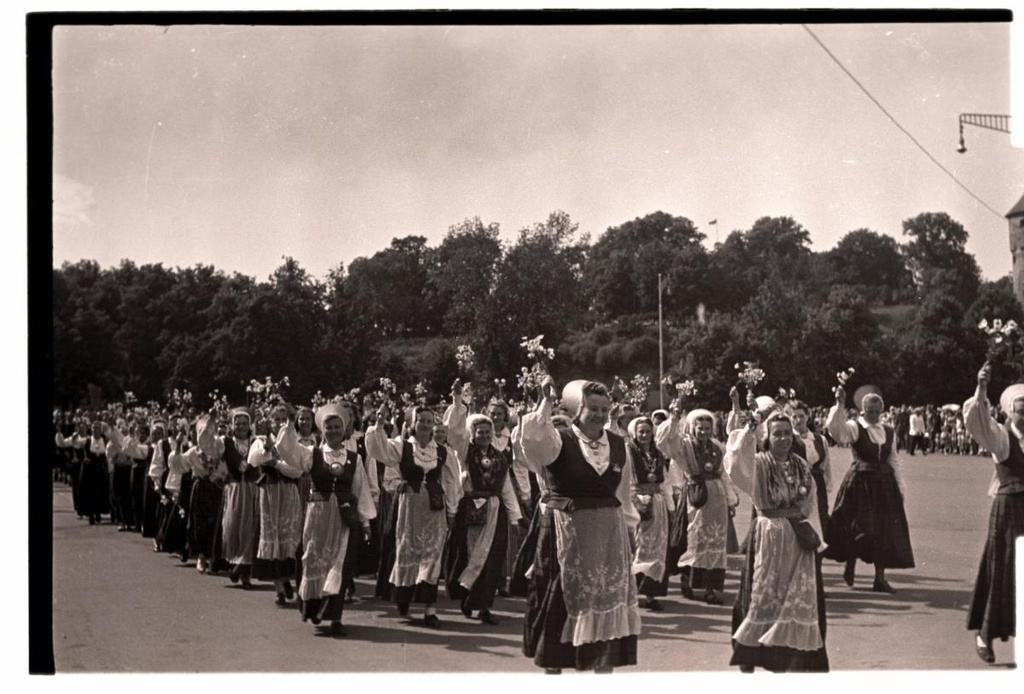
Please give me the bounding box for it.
[708,219,717,225]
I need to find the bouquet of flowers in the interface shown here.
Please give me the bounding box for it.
[517,334,555,398]
[310,390,328,409]
[625,374,652,409]
[123,391,137,408]
[978,318,1022,365]
[735,361,765,389]
[777,387,796,401]
[414,381,430,406]
[207,388,231,426]
[455,344,476,375]
[832,367,855,398]
[247,376,291,435]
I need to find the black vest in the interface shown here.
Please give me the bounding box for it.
[998,425,1024,495]
[851,422,894,472]
[399,440,447,494]
[223,438,261,483]
[463,444,510,497]
[546,429,625,511]
[309,446,359,504]
[792,432,827,471]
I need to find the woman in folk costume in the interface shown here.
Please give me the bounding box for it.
[725,411,829,672]
[365,401,461,629]
[824,385,914,593]
[626,415,675,612]
[443,394,525,625]
[274,403,375,637]
[119,421,152,532]
[961,364,1024,664]
[170,418,225,573]
[79,420,113,525]
[247,403,305,605]
[519,377,641,673]
[156,426,195,561]
[200,407,260,587]
[787,400,832,532]
[137,418,167,539]
[656,406,738,605]
[56,418,90,518]
[293,406,318,515]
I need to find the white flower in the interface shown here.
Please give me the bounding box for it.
[978,318,989,330]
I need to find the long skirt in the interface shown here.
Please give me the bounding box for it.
[730,514,829,672]
[967,491,1024,643]
[634,494,670,598]
[299,497,361,623]
[187,476,222,560]
[129,460,149,530]
[823,468,915,568]
[139,471,164,538]
[252,478,302,581]
[445,496,509,612]
[679,477,729,591]
[374,490,399,601]
[157,474,193,556]
[523,506,640,671]
[217,478,258,569]
[69,458,83,516]
[78,458,110,519]
[665,497,688,573]
[510,502,543,598]
[111,464,134,527]
[390,489,448,606]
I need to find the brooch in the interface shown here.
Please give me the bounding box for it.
[480,456,492,468]
[703,461,714,472]
[329,462,344,476]
[798,484,808,496]
[647,472,657,482]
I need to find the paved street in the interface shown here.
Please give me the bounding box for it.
[51,448,1017,674]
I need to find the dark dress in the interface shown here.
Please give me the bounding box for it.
[444,444,512,613]
[824,423,915,569]
[523,428,639,671]
[967,423,1024,643]
[78,437,111,521]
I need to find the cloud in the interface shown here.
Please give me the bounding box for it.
[53,173,95,226]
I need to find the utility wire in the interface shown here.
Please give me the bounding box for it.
[802,24,1006,220]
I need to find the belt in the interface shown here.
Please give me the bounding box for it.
[758,507,804,519]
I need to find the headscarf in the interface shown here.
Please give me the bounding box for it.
[999,384,1024,417]
[626,415,653,441]
[229,407,252,425]
[685,408,716,436]
[315,403,350,434]
[466,413,494,442]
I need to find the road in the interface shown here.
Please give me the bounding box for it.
[50,448,1018,674]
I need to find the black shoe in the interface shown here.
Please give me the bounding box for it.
[330,622,347,637]
[975,636,995,664]
[843,562,855,587]
[229,570,240,585]
[644,598,664,612]
[704,590,724,605]
[423,614,442,629]
[872,580,896,594]
[740,665,755,673]
[497,589,511,598]
[544,668,562,675]
[276,593,287,606]
[310,616,322,625]
[681,585,695,600]
[240,577,252,590]
[283,581,294,600]
[88,517,96,526]
[397,602,410,617]
[461,603,473,618]
[478,610,499,625]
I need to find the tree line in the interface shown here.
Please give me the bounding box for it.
[52,209,1024,413]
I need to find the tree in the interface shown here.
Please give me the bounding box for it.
[425,217,503,336]
[901,211,981,307]
[824,229,914,305]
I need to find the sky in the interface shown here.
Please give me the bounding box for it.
[47,13,1024,286]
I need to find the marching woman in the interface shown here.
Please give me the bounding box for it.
[626,414,675,612]
[657,406,737,605]
[56,418,89,518]
[443,389,525,625]
[277,403,374,637]
[201,407,260,587]
[176,419,226,573]
[519,377,641,674]
[365,401,461,629]
[725,411,829,672]
[79,420,113,525]
[961,363,1024,664]
[787,400,832,533]
[824,386,914,593]
[294,406,318,512]
[138,418,168,539]
[157,426,194,560]
[248,404,305,605]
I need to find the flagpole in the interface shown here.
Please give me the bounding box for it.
[658,272,664,410]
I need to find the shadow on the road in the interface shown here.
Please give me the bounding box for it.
[820,573,972,618]
[324,620,522,655]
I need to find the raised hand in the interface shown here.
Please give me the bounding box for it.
[977,363,991,392]
[834,384,845,405]
[540,375,558,402]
